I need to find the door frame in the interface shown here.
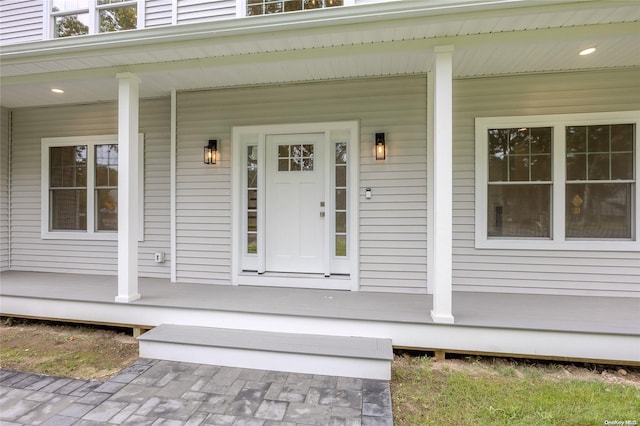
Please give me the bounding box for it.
[231,121,360,290]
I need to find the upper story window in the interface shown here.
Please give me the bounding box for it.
[247,0,343,16]
[475,111,639,251]
[51,0,138,38]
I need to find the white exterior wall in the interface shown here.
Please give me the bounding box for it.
[177,0,235,24]
[176,76,428,292]
[0,108,10,271]
[9,98,171,278]
[453,68,640,297]
[0,0,43,45]
[145,0,174,27]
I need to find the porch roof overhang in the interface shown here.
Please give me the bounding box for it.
[1,0,639,109]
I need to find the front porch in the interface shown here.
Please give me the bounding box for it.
[1,271,638,365]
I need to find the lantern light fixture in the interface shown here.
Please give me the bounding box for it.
[204,139,218,165]
[375,132,386,160]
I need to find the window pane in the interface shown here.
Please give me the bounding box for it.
[489,127,552,183]
[588,125,610,152]
[249,0,342,15]
[335,212,346,233]
[96,189,118,231]
[51,189,87,230]
[566,153,586,181]
[611,153,633,180]
[530,127,552,154]
[50,146,87,187]
[248,212,257,232]
[336,165,346,187]
[335,142,347,164]
[97,0,129,4]
[531,154,551,181]
[96,144,118,187]
[508,129,529,154]
[336,189,346,210]
[509,156,529,181]
[587,153,609,180]
[285,1,303,12]
[247,233,257,254]
[99,6,137,32]
[54,15,89,37]
[335,235,346,257]
[566,183,632,239]
[488,156,507,182]
[611,124,634,152]
[52,0,89,12]
[566,126,587,153]
[487,184,551,237]
[488,129,508,159]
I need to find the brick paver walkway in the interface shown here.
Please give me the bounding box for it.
[0,359,393,425]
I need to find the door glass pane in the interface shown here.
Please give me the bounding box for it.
[334,142,348,257]
[566,183,632,239]
[278,144,314,172]
[247,146,258,254]
[487,184,551,237]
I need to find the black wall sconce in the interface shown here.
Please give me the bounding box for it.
[204,139,218,165]
[375,132,386,160]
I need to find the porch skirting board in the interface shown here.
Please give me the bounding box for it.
[138,324,393,380]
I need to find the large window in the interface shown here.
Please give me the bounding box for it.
[41,135,143,240]
[247,0,343,16]
[476,112,639,251]
[50,0,139,38]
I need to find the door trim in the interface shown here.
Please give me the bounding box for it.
[232,121,360,290]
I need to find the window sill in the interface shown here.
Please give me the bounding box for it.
[476,238,640,252]
[41,231,118,241]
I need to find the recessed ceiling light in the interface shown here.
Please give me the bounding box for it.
[579,47,596,56]
[51,88,64,94]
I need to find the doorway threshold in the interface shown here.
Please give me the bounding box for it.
[237,271,354,290]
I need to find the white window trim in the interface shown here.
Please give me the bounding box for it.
[41,134,144,241]
[47,0,143,39]
[475,111,640,252]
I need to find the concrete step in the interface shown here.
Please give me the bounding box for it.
[138,324,393,380]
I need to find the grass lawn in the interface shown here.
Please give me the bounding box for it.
[392,354,639,426]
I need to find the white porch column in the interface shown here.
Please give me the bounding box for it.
[430,45,454,324]
[115,72,140,303]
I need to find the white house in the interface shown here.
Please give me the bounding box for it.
[1,0,638,376]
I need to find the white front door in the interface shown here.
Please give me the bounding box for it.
[265,133,325,273]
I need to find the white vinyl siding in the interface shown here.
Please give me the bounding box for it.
[453,68,640,297]
[9,99,171,277]
[177,76,428,292]
[0,0,43,46]
[145,0,173,27]
[177,0,236,24]
[1,108,10,271]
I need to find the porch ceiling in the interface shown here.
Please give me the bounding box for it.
[1,0,639,109]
